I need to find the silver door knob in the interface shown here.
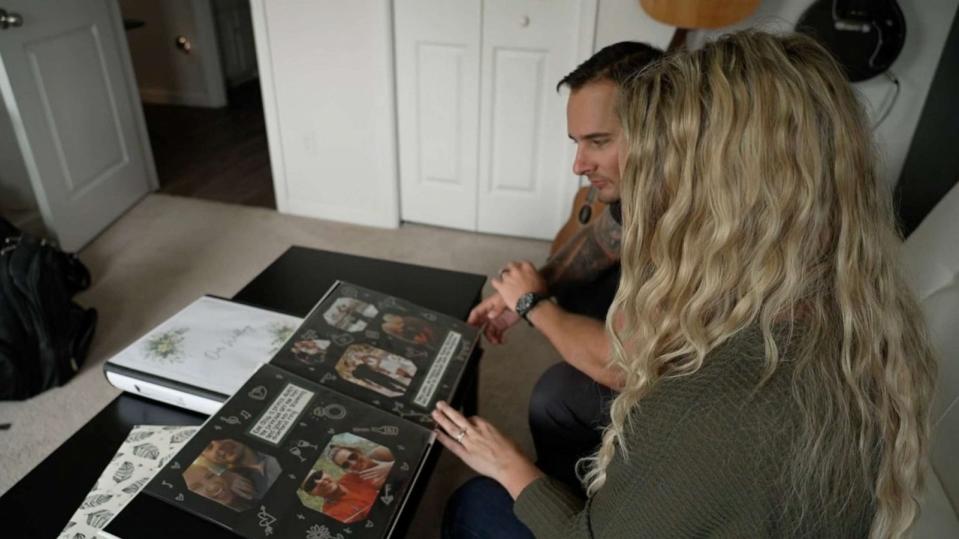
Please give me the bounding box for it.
[0,8,23,30]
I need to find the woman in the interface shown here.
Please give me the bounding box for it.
[434,31,937,538]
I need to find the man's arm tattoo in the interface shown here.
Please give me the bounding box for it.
[541,207,622,289]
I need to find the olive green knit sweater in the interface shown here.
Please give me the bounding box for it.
[513,326,873,538]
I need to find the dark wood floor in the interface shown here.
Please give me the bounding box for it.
[143,80,275,209]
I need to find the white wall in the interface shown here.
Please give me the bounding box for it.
[590,0,958,191]
[251,0,399,229]
[594,0,674,50]
[119,0,227,108]
[685,0,959,191]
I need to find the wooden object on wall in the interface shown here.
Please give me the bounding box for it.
[640,0,761,50]
[640,0,760,29]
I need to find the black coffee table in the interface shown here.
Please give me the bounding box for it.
[0,246,487,538]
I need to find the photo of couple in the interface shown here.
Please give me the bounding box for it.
[323,298,378,333]
[297,433,395,524]
[290,334,330,365]
[335,344,417,398]
[182,438,281,512]
[380,314,437,347]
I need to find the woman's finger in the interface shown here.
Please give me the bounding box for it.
[435,429,471,461]
[431,407,468,439]
[436,401,471,432]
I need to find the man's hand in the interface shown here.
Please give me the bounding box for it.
[227,472,256,500]
[491,261,548,313]
[467,291,521,344]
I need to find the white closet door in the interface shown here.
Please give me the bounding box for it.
[477,0,584,239]
[395,0,481,231]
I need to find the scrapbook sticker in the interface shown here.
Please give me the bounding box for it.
[376,297,405,312]
[249,383,315,445]
[306,524,344,539]
[352,425,399,436]
[413,331,462,407]
[258,505,278,535]
[313,403,347,421]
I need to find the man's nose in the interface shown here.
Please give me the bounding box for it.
[572,148,594,176]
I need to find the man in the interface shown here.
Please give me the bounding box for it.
[304,469,379,524]
[467,42,663,492]
[183,461,256,511]
[330,444,395,488]
[200,438,281,498]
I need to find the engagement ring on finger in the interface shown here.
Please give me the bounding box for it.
[454,429,467,443]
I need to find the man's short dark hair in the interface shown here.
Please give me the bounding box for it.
[557,41,663,91]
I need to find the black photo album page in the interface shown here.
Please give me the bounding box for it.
[138,281,481,538]
[144,363,433,538]
[269,281,480,427]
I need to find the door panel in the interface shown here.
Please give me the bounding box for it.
[488,47,547,194]
[478,0,582,239]
[0,0,155,251]
[27,25,129,194]
[394,0,480,231]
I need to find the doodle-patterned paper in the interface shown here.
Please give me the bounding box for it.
[57,425,198,539]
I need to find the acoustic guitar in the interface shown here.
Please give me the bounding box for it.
[550,185,607,256]
[640,0,761,50]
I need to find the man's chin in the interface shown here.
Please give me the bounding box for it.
[597,189,620,205]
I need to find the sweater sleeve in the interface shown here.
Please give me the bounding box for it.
[514,476,590,537]
[514,349,786,538]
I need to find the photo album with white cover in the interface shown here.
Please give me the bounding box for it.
[125,281,480,538]
[104,296,303,414]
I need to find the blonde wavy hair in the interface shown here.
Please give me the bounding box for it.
[582,31,937,537]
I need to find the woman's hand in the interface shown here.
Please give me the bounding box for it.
[432,401,543,499]
[357,460,392,488]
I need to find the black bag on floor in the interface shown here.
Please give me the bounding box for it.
[0,217,97,400]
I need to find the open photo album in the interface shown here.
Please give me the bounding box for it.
[124,281,480,538]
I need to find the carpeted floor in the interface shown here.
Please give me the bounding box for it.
[0,193,562,537]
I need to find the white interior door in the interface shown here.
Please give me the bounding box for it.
[119,0,227,107]
[394,0,481,232]
[0,0,156,251]
[477,0,585,239]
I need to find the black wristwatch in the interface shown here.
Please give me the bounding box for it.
[515,292,549,325]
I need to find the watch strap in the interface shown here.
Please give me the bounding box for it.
[517,292,549,324]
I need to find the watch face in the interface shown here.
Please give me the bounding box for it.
[516,293,534,315]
